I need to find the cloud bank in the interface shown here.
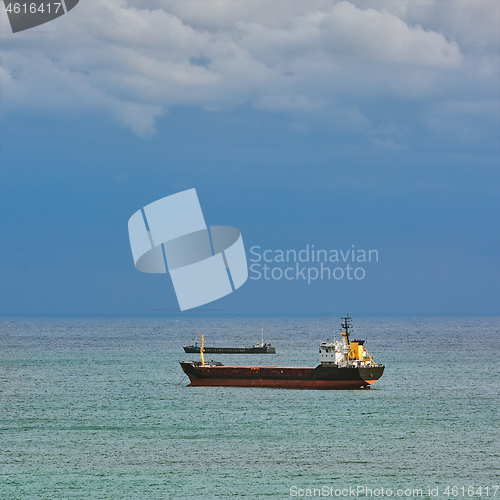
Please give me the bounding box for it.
[0,0,497,137]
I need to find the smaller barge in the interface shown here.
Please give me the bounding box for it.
[183,328,276,354]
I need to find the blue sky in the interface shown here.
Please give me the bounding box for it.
[0,0,499,314]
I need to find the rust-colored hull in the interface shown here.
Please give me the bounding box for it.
[180,362,384,390]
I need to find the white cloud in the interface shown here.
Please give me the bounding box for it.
[0,0,497,137]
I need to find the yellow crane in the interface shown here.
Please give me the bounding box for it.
[200,334,205,366]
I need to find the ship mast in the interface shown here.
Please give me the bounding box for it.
[340,315,352,346]
[200,334,205,366]
[261,326,264,345]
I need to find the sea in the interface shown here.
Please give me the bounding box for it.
[1,314,499,500]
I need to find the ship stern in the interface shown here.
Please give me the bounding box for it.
[358,365,385,385]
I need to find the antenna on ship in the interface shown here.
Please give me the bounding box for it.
[340,315,352,346]
[261,326,264,346]
[332,304,336,343]
[200,334,205,366]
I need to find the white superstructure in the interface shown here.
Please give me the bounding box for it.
[318,315,377,368]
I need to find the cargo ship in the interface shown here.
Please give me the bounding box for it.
[180,316,384,389]
[183,328,276,354]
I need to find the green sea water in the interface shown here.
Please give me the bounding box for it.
[1,315,499,499]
